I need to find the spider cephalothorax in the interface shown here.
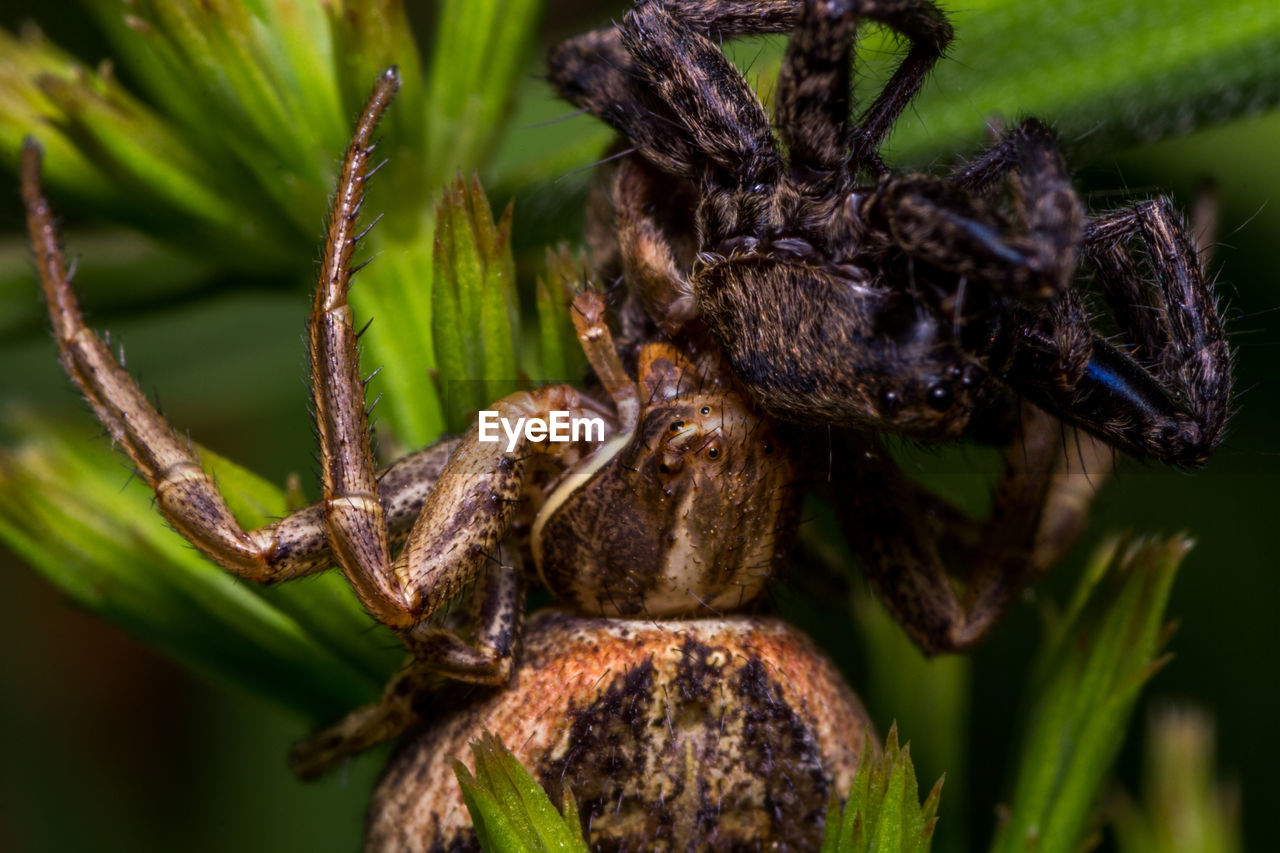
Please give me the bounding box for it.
[550,0,1232,464]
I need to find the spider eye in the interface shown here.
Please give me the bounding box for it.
[927,383,954,411]
[707,447,719,459]
[762,443,774,455]
[700,406,711,415]
[878,388,901,417]
[670,420,684,432]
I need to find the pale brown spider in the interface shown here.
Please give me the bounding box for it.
[22,69,799,776]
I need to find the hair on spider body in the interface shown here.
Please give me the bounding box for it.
[549,0,1231,468]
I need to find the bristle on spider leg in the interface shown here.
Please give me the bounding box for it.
[353,212,385,244]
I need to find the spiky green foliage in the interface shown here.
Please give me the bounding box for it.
[0,411,399,719]
[851,587,970,853]
[535,246,592,385]
[1111,708,1243,853]
[990,536,1188,853]
[823,724,944,853]
[454,732,590,853]
[433,175,519,433]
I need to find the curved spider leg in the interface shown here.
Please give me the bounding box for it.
[844,0,954,173]
[620,3,784,208]
[302,71,548,686]
[864,119,1084,303]
[546,1,800,184]
[830,403,1110,654]
[308,68,437,631]
[286,539,529,781]
[571,288,641,425]
[547,0,803,173]
[389,297,621,683]
[20,132,442,585]
[608,155,701,336]
[546,24,705,181]
[553,2,794,242]
[776,0,952,184]
[1008,198,1231,465]
[775,0,858,192]
[951,118,1085,299]
[22,73,483,625]
[288,652,446,781]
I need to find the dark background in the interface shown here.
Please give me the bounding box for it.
[1,2,1276,851]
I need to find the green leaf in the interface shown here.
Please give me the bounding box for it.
[0,27,117,204]
[1111,707,1243,853]
[0,228,210,337]
[989,536,1189,853]
[534,245,589,384]
[0,412,387,719]
[431,175,522,434]
[823,725,943,853]
[196,446,405,682]
[852,578,970,853]
[890,0,1280,165]
[454,731,590,853]
[424,0,545,190]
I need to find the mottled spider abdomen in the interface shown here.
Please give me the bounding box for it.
[367,611,872,852]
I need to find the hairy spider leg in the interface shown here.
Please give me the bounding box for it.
[290,537,519,780]
[292,289,645,777]
[20,95,461,591]
[25,71,601,693]
[776,0,856,186]
[388,286,628,680]
[620,3,783,193]
[549,0,953,182]
[310,68,426,626]
[22,70,518,682]
[832,403,1111,653]
[288,641,451,780]
[950,118,1085,299]
[291,70,527,685]
[781,0,954,176]
[619,0,953,238]
[547,0,802,182]
[609,156,703,336]
[551,2,792,246]
[1002,199,1231,465]
[860,119,1084,304]
[943,119,1230,463]
[570,288,641,426]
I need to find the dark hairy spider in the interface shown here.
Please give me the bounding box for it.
[547,0,1233,653]
[548,0,1232,466]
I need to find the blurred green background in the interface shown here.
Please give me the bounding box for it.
[0,1,1276,851]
